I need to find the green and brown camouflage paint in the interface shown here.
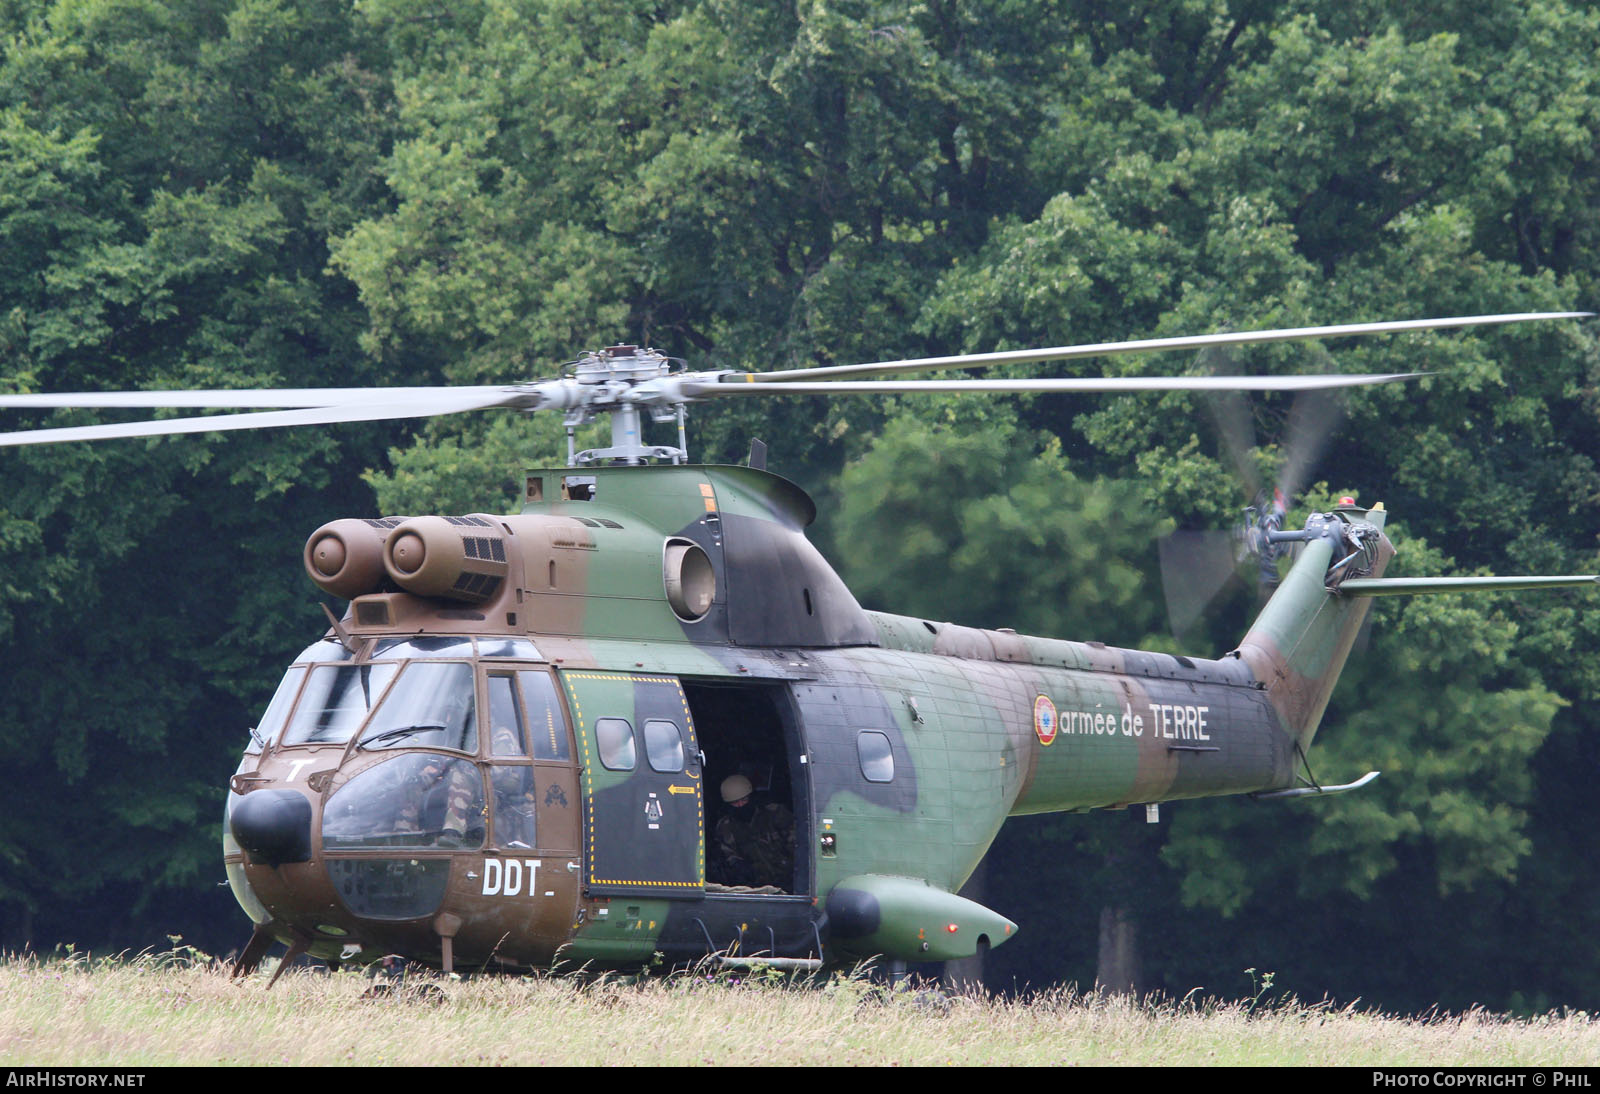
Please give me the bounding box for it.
[225,465,1389,973]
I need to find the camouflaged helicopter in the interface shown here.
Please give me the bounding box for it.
[2,313,1594,984]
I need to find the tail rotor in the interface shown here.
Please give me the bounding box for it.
[1239,486,1291,591]
[1160,358,1354,642]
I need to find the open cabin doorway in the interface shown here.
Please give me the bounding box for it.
[683,681,808,896]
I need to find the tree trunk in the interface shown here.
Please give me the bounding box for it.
[1095,904,1140,996]
[942,859,989,993]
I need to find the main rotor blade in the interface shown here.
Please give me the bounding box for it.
[684,373,1424,397]
[746,312,1591,382]
[0,385,515,409]
[0,391,526,447]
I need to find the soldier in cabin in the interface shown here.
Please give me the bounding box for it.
[714,774,794,890]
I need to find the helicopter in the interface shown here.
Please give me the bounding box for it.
[1,312,1593,984]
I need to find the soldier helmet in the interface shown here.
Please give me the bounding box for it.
[720,774,753,803]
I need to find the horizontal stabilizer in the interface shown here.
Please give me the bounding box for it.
[1338,575,1599,596]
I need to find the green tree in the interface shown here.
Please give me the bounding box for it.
[0,0,402,949]
[830,408,1178,991]
[915,3,1600,1005]
[334,0,1084,483]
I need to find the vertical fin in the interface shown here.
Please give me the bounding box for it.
[1233,510,1393,753]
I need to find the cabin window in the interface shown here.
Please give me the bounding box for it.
[323,754,486,850]
[857,731,895,783]
[596,717,636,771]
[643,719,685,773]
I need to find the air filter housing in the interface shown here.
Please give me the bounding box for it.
[383,515,510,604]
[304,518,406,599]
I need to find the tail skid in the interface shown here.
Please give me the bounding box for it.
[1254,770,1381,800]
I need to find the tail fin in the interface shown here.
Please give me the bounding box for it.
[1233,503,1393,754]
[1234,504,1599,756]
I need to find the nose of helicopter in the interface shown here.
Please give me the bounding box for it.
[230,788,313,867]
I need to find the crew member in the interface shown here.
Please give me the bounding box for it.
[714,774,793,889]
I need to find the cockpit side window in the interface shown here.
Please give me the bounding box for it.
[487,674,527,758]
[520,671,572,761]
[486,673,549,850]
[249,665,307,752]
[490,765,537,849]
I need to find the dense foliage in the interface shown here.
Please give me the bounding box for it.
[2,0,1596,1012]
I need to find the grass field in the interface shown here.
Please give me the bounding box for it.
[1,950,1597,1066]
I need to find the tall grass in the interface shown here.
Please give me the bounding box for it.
[1,949,1596,1066]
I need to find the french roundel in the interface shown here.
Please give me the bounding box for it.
[1034,695,1058,746]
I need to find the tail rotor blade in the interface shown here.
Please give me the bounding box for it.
[1159,530,1246,640]
[1277,388,1346,503]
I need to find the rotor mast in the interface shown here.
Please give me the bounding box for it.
[562,345,690,466]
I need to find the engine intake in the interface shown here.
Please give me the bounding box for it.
[304,518,405,599]
[383,515,510,604]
